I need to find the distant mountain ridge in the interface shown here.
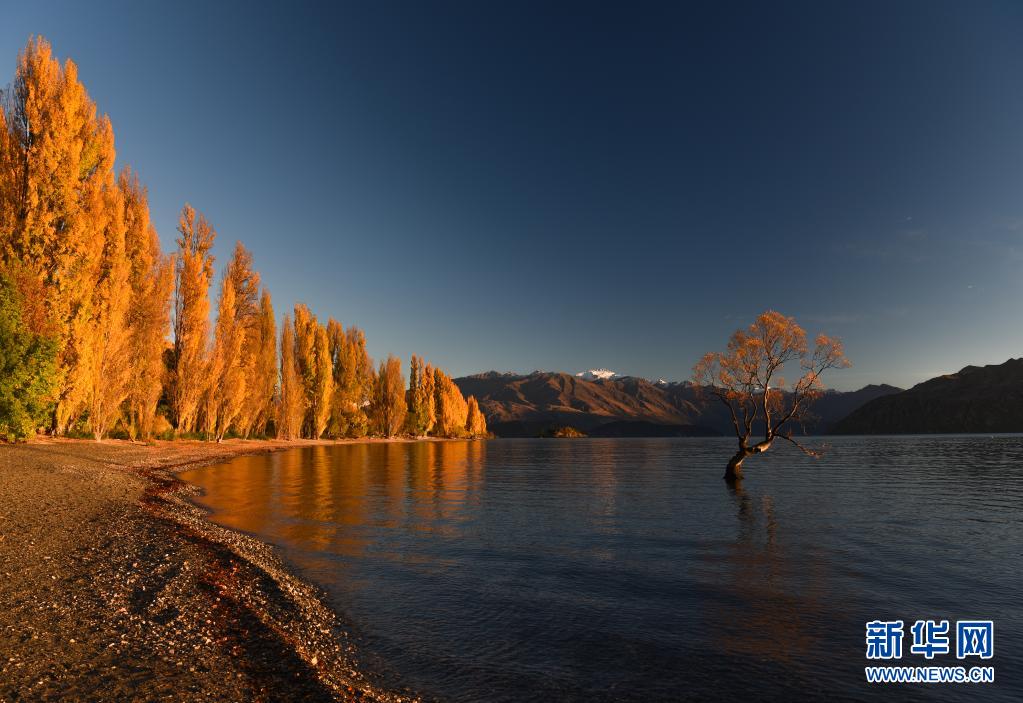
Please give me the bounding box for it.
[454,371,901,438]
[833,358,1023,434]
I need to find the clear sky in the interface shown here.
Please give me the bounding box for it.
[3,1,1022,390]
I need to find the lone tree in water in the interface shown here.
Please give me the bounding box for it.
[692,311,849,482]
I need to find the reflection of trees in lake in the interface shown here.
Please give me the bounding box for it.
[185,442,487,562]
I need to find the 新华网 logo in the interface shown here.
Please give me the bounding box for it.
[864,619,995,685]
[866,619,993,660]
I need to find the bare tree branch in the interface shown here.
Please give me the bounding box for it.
[777,433,822,458]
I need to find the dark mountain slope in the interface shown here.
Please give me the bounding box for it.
[659,382,901,436]
[832,359,1023,434]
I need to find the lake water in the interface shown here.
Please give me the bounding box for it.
[179,437,1021,702]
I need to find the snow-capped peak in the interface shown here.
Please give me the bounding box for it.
[576,368,618,380]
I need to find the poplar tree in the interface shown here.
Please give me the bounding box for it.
[326,318,346,437]
[325,321,373,438]
[1,36,490,446]
[348,326,374,433]
[433,368,468,437]
[311,324,333,438]
[291,304,333,438]
[0,107,15,235]
[293,303,316,436]
[0,38,116,433]
[172,204,215,433]
[372,354,407,438]
[405,355,430,436]
[84,178,130,439]
[207,272,246,441]
[277,315,303,440]
[121,169,173,441]
[208,242,261,439]
[422,362,436,435]
[0,265,57,441]
[465,395,488,438]
[239,289,277,437]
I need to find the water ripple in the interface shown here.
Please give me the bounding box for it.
[181,436,1023,702]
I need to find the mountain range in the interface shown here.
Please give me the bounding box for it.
[453,371,901,438]
[832,358,1023,434]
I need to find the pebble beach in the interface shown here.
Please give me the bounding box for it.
[0,438,421,703]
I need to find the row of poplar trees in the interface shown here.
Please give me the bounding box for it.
[0,37,487,442]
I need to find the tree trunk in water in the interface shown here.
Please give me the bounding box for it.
[724,451,746,482]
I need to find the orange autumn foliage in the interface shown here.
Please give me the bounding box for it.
[432,367,468,438]
[172,204,216,434]
[692,310,849,480]
[277,315,303,440]
[0,38,120,434]
[121,169,173,441]
[465,395,488,438]
[238,290,277,437]
[0,36,486,446]
[371,355,406,438]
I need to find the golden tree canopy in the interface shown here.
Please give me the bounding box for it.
[692,310,849,479]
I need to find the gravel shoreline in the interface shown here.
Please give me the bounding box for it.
[0,438,422,702]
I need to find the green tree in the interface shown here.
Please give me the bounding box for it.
[0,267,57,441]
[277,314,303,440]
[405,354,430,436]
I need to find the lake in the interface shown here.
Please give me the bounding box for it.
[179,437,1021,702]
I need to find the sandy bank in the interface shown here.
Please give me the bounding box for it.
[0,437,424,702]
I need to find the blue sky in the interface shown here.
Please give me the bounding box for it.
[3,1,1023,390]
